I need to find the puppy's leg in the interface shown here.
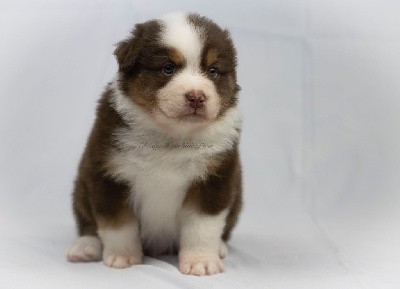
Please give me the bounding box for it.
[179,209,228,276]
[219,241,228,259]
[67,236,103,262]
[98,219,142,269]
[67,178,102,262]
[93,179,143,269]
[179,149,241,275]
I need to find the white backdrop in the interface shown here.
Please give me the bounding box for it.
[1,1,400,288]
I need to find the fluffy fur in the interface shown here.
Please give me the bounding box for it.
[66,12,242,276]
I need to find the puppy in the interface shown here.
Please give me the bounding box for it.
[66,12,242,276]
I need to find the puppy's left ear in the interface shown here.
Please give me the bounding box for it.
[114,23,146,73]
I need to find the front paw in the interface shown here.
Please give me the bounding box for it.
[103,249,142,269]
[179,254,224,276]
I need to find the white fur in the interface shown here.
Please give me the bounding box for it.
[131,165,189,255]
[107,79,240,256]
[98,223,143,269]
[157,13,222,130]
[179,209,228,275]
[219,241,228,259]
[156,71,220,122]
[159,12,203,71]
[109,77,240,146]
[66,236,102,262]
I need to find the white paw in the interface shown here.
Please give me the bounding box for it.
[179,254,225,276]
[103,249,142,269]
[66,236,102,262]
[219,241,228,259]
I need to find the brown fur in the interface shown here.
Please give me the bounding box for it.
[183,145,242,240]
[72,89,138,234]
[168,48,185,67]
[205,48,219,67]
[189,14,241,115]
[71,13,242,255]
[115,14,240,120]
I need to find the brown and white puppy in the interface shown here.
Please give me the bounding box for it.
[66,12,242,276]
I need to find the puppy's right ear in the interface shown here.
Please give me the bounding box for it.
[114,24,144,73]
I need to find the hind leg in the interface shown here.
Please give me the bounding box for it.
[67,178,102,262]
[66,236,102,262]
[67,175,143,268]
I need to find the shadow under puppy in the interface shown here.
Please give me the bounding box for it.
[66,12,242,276]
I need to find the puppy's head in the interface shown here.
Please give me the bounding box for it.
[115,12,239,134]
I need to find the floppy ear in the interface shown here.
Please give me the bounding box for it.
[114,24,144,73]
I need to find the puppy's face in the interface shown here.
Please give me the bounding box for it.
[115,13,239,134]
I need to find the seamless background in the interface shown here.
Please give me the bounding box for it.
[1,1,400,288]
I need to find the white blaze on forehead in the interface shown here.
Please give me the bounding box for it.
[159,12,204,70]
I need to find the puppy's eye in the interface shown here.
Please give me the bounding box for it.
[209,67,218,77]
[162,63,176,75]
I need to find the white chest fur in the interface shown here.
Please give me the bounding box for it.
[109,135,215,254]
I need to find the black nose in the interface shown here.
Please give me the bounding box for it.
[185,90,206,109]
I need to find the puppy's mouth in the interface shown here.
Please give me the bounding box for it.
[159,108,209,123]
[180,109,209,122]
